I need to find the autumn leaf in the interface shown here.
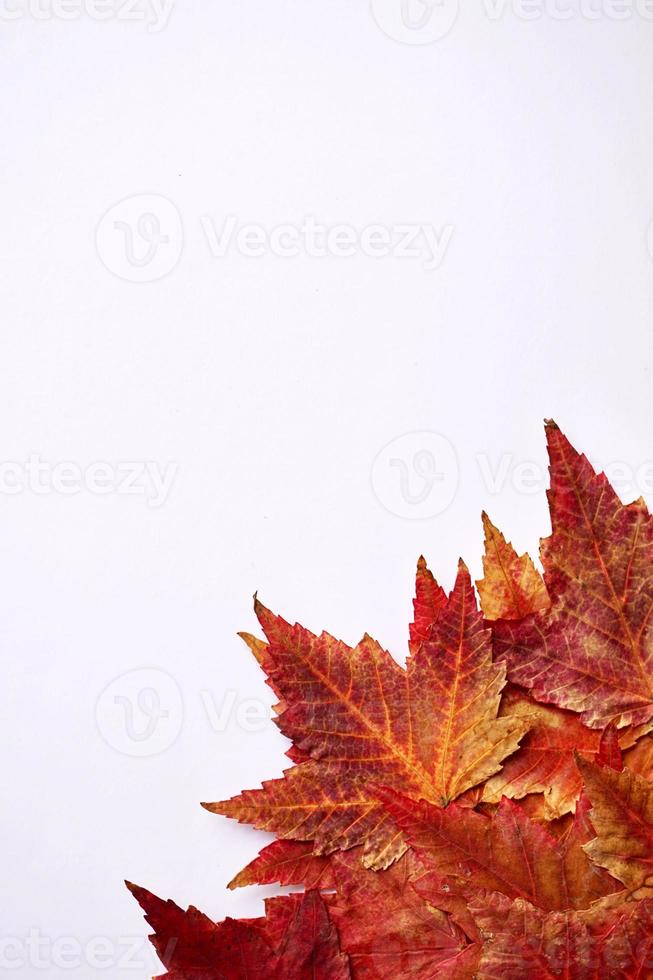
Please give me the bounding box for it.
[205,562,529,868]
[577,756,653,897]
[127,880,273,979]
[493,421,653,729]
[469,891,653,979]
[127,882,350,979]
[376,787,620,911]
[553,729,625,908]
[476,512,549,621]
[480,688,648,819]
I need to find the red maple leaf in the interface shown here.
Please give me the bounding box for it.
[493,421,653,729]
[127,882,350,979]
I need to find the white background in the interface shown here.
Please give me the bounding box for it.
[2,0,653,975]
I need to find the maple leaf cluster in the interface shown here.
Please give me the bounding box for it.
[129,422,653,978]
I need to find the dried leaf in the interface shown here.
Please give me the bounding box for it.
[206,563,529,868]
[127,882,350,979]
[493,421,653,728]
[480,688,647,818]
[577,756,653,897]
[470,892,653,979]
[377,788,619,911]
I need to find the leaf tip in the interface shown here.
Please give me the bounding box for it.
[253,594,273,626]
[238,631,268,665]
[125,881,150,909]
[455,558,472,588]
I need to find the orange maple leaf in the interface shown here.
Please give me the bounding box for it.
[577,755,653,897]
[480,688,650,819]
[205,562,530,869]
